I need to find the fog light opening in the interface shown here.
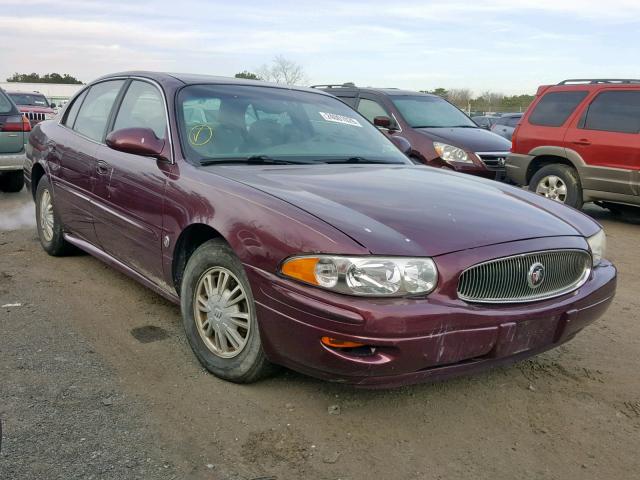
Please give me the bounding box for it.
[321,337,376,357]
[321,336,365,348]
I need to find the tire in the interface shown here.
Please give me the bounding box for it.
[529,164,583,209]
[180,239,274,383]
[0,171,24,193]
[35,177,74,256]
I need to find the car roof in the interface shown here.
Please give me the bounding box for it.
[313,85,438,98]
[538,79,640,96]
[96,71,334,97]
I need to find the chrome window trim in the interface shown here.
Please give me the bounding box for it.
[57,76,174,164]
[457,249,592,304]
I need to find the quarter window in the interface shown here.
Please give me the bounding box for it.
[528,91,587,127]
[357,98,388,123]
[113,81,167,139]
[73,80,124,142]
[581,91,640,134]
[338,96,358,108]
[63,89,88,128]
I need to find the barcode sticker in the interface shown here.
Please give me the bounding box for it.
[319,112,362,127]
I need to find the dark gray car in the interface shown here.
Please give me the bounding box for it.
[490,113,522,140]
[0,88,29,192]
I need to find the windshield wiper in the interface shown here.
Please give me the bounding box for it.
[323,157,402,165]
[199,155,311,166]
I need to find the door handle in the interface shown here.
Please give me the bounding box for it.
[96,160,110,175]
[572,139,591,146]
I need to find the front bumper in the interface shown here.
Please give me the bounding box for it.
[0,151,26,171]
[506,152,534,186]
[247,240,616,388]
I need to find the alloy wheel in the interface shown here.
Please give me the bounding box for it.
[39,189,55,242]
[193,267,251,358]
[535,175,567,203]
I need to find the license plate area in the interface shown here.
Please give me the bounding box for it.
[491,316,560,358]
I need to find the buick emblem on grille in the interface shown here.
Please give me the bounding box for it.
[527,262,545,289]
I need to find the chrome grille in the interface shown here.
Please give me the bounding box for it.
[458,249,591,303]
[476,151,509,171]
[25,111,46,125]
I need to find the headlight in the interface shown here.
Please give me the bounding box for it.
[281,255,438,297]
[586,229,606,266]
[45,113,56,120]
[433,142,473,164]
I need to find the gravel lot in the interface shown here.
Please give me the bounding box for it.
[1,188,639,480]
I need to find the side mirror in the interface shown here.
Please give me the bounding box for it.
[389,135,412,155]
[106,128,165,158]
[50,102,56,109]
[373,115,396,130]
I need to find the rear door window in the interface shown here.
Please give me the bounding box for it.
[74,80,125,142]
[581,91,640,134]
[528,91,588,127]
[113,80,167,139]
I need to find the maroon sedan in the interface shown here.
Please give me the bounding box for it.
[25,72,616,387]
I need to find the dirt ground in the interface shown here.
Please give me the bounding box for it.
[1,188,639,480]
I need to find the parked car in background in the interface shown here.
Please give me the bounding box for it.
[507,79,640,210]
[6,91,57,127]
[314,84,512,180]
[471,115,500,130]
[490,113,523,140]
[26,71,615,387]
[0,88,29,192]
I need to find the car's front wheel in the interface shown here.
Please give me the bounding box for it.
[530,164,583,209]
[0,171,25,193]
[180,239,273,383]
[35,177,74,256]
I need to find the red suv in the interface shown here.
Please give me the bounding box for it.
[507,79,640,210]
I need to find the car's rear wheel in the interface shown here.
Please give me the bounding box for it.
[0,171,24,193]
[35,177,74,256]
[530,164,583,209]
[180,239,274,383]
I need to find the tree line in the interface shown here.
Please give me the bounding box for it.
[6,72,83,84]
[422,88,535,113]
[6,66,534,114]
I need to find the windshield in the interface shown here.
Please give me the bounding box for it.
[177,85,408,165]
[8,92,50,107]
[391,95,476,128]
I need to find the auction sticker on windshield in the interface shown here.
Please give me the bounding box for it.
[319,112,362,127]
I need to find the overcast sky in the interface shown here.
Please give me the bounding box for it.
[1,0,639,95]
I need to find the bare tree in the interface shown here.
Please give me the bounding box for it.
[479,90,505,110]
[446,88,472,108]
[257,55,307,85]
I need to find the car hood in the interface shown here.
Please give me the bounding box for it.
[212,165,600,257]
[415,126,511,152]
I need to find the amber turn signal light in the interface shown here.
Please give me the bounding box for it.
[321,336,366,349]
[281,257,320,285]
